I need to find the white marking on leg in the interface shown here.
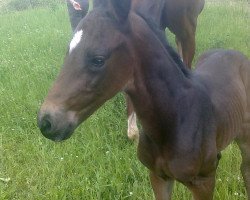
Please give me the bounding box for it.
[127,112,139,141]
[69,29,83,54]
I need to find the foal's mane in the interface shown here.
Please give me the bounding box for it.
[136,13,191,77]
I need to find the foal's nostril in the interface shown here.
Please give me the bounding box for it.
[39,115,53,136]
[38,110,76,141]
[41,119,52,133]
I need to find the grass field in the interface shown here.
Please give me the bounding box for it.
[0,1,249,199]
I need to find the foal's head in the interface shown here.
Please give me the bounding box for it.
[38,0,136,141]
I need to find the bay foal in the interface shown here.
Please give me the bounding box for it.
[38,0,250,199]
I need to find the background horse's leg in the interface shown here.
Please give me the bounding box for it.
[176,17,197,69]
[66,0,89,31]
[150,171,174,200]
[175,36,183,61]
[237,120,250,199]
[186,175,215,200]
[125,94,139,141]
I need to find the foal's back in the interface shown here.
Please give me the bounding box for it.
[194,50,250,150]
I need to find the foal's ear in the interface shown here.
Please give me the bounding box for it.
[110,0,131,23]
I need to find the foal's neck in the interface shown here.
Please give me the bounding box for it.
[127,17,192,144]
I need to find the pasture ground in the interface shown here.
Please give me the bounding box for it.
[0,0,249,199]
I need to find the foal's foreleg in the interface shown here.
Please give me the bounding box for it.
[186,175,216,200]
[150,171,174,200]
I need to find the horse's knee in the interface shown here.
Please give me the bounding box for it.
[187,176,216,200]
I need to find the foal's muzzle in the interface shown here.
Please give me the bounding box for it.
[37,105,77,141]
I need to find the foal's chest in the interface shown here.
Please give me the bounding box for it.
[137,133,174,179]
[137,132,206,182]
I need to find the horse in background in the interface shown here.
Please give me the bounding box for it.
[38,0,250,199]
[132,0,205,68]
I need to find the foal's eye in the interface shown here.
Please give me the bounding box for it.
[90,56,105,68]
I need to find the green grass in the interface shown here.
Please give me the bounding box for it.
[0,1,249,199]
